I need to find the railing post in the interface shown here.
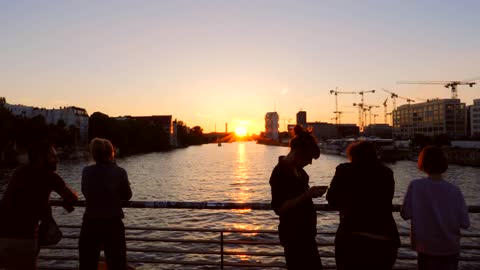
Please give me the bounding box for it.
[220,231,224,270]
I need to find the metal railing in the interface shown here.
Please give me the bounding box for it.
[39,200,480,270]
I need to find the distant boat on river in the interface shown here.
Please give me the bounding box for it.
[318,137,410,162]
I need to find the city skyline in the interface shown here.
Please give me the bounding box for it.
[1,1,479,134]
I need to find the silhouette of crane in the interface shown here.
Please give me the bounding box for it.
[397,80,477,99]
[330,88,356,125]
[280,118,292,132]
[398,78,480,139]
[352,90,376,131]
[332,111,354,125]
[365,104,380,126]
[358,90,376,105]
[382,98,388,124]
[386,112,393,126]
[353,103,379,131]
[330,116,337,124]
[353,103,364,131]
[382,88,415,110]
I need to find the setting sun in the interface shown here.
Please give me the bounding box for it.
[235,126,248,137]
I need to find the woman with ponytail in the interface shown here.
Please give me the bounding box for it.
[269,125,327,270]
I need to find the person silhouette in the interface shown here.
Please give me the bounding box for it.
[326,140,400,270]
[401,145,470,270]
[78,138,132,270]
[269,125,327,270]
[0,141,78,269]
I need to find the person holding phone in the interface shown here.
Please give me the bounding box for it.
[269,125,327,270]
[326,140,400,270]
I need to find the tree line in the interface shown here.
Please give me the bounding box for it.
[0,106,207,166]
[0,105,79,165]
[88,112,207,156]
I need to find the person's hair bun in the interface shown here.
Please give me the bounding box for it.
[293,125,304,136]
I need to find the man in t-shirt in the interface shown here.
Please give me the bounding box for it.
[0,141,78,269]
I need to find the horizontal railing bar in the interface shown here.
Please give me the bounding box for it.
[63,234,285,245]
[60,224,480,238]
[59,231,480,244]
[49,200,480,213]
[38,256,220,266]
[61,234,223,244]
[44,241,480,253]
[61,224,281,234]
[37,267,77,270]
[43,201,480,269]
[36,266,420,270]
[38,252,480,263]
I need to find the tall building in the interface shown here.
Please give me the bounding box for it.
[470,99,480,137]
[265,112,279,141]
[293,110,359,140]
[296,111,307,128]
[393,99,467,139]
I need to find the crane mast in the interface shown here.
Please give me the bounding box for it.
[365,104,380,126]
[354,90,375,131]
[383,98,388,124]
[329,88,356,125]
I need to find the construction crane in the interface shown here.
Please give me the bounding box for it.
[397,80,477,99]
[280,119,292,132]
[352,90,375,131]
[353,103,380,131]
[352,103,363,130]
[365,104,380,126]
[382,88,415,110]
[382,98,388,124]
[397,78,479,139]
[330,88,356,125]
[386,112,393,125]
[358,90,376,105]
[330,116,337,124]
[332,111,354,125]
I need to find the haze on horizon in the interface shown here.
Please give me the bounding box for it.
[1,1,479,134]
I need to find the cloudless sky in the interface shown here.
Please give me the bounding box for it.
[1,0,479,134]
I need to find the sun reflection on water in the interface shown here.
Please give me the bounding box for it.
[232,143,250,203]
[228,143,261,263]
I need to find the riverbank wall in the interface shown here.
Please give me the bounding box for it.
[444,147,480,167]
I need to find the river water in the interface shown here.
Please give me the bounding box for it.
[1,141,479,269]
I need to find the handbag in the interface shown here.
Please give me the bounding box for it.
[38,215,63,246]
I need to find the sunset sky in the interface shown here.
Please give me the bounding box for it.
[1,1,479,134]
